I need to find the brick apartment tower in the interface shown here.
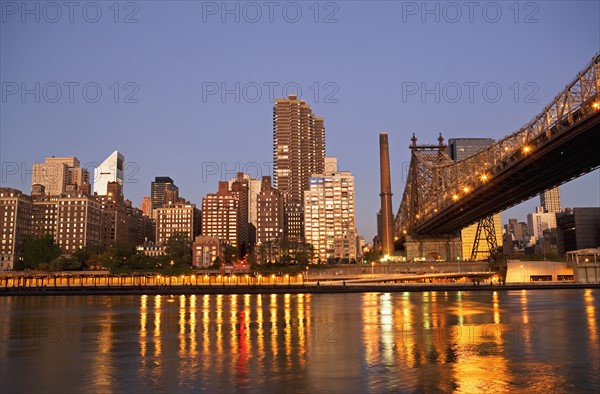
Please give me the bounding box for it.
[273,94,325,239]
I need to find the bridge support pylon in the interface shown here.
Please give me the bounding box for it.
[405,234,462,262]
[470,216,498,261]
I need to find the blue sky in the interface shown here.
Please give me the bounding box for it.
[1,0,599,241]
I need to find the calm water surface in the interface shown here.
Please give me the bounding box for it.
[1,289,599,393]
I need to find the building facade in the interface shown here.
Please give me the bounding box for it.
[140,196,152,217]
[201,182,239,247]
[151,177,179,211]
[303,158,357,263]
[55,190,103,255]
[256,176,285,244]
[273,94,325,239]
[556,208,600,255]
[192,235,223,268]
[32,156,90,196]
[540,186,561,213]
[527,206,558,241]
[0,188,33,270]
[93,151,124,196]
[155,202,198,244]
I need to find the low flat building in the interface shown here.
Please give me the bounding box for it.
[505,260,573,283]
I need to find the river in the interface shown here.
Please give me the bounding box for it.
[1,289,598,393]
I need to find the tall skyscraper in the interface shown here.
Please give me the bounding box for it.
[447,137,502,260]
[151,177,179,210]
[228,173,262,247]
[273,94,325,238]
[32,156,90,196]
[304,158,357,263]
[93,151,124,196]
[540,187,561,213]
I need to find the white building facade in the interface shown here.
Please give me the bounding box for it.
[94,151,124,196]
[304,158,357,263]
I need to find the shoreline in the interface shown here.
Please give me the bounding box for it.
[1,283,598,296]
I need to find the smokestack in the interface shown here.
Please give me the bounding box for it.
[379,132,394,257]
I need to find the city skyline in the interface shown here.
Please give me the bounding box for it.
[2,2,599,242]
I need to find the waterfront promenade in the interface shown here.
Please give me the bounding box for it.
[1,270,598,296]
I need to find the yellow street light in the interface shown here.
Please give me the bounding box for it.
[522,146,531,154]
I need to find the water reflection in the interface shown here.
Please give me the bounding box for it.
[0,290,598,393]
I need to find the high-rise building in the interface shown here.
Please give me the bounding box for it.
[151,177,179,211]
[32,156,90,196]
[448,137,502,260]
[125,203,156,245]
[155,202,198,244]
[541,187,561,213]
[0,188,33,270]
[228,173,262,244]
[527,206,557,241]
[256,176,285,244]
[93,151,124,196]
[448,138,495,161]
[140,196,152,217]
[55,190,103,255]
[273,94,325,238]
[201,182,239,247]
[304,158,357,263]
[556,208,600,255]
[31,184,59,239]
[96,182,128,246]
[229,173,250,249]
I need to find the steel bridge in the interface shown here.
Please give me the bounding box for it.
[395,54,600,239]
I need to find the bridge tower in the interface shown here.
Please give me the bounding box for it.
[470,216,499,261]
[398,133,462,262]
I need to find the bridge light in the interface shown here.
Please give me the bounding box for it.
[522,146,531,154]
[462,186,470,193]
[593,102,600,110]
[480,174,489,182]
[452,194,459,201]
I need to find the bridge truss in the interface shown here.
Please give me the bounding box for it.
[396,53,600,238]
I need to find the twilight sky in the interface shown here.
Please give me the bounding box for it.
[1,1,599,241]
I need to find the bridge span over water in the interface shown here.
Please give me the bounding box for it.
[396,54,600,237]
